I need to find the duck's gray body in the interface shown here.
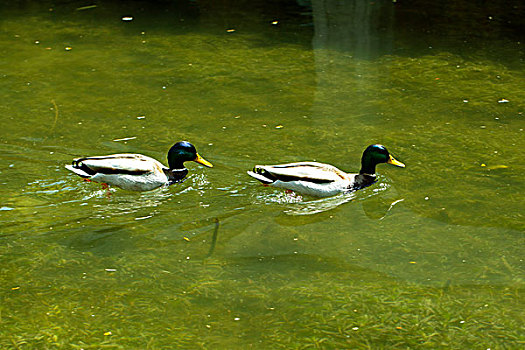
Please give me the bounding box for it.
[65,154,178,191]
[247,161,376,198]
[247,144,405,198]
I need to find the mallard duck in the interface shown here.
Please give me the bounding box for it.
[247,144,404,197]
[65,141,213,191]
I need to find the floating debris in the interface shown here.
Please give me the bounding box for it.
[498,98,509,103]
[122,16,134,21]
[76,5,97,11]
[487,164,509,170]
[206,218,220,258]
[113,136,136,142]
[226,29,235,33]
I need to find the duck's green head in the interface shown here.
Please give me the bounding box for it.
[167,141,213,169]
[360,144,405,174]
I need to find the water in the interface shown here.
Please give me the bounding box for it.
[1,0,524,348]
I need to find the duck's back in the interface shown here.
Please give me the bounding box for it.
[255,162,350,183]
[76,154,165,174]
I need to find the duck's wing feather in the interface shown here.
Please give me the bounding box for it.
[252,162,348,183]
[72,154,164,176]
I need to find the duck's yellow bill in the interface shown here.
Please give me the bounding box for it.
[387,155,405,168]
[194,153,213,167]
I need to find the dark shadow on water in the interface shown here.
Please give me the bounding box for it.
[59,224,134,256]
[225,253,396,282]
[3,0,523,60]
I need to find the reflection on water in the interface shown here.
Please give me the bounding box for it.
[312,0,394,58]
[284,178,392,216]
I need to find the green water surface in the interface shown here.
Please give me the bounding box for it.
[1,0,524,348]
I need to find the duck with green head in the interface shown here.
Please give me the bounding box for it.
[247,144,405,197]
[66,141,213,191]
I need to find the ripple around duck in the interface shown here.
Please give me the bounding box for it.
[246,175,394,216]
[285,179,392,216]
